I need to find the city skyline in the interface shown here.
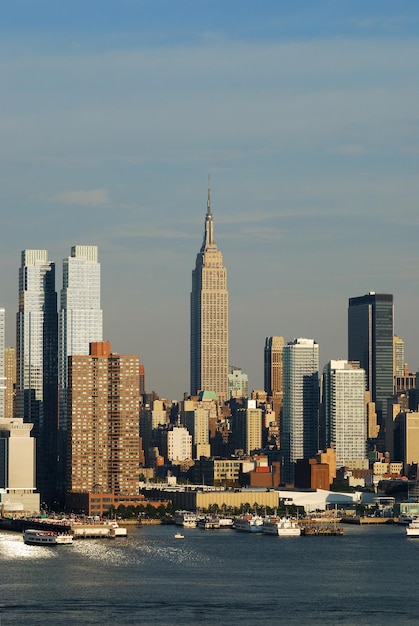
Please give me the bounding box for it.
[1,2,419,400]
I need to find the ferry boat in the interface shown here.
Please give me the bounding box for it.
[406,519,419,537]
[174,510,198,528]
[262,516,301,537]
[23,529,73,546]
[234,514,264,533]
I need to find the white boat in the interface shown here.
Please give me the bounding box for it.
[406,520,419,537]
[198,516,220,529]
[174,532,184,539]
[262,517,301,537]
[398,514,414,526]
[217,516,234,529]
[234,514,264,533]
[174,510,198,528]
[23,529,73,546]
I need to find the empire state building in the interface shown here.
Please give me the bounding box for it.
[190,183,229,403]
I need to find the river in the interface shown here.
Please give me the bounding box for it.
[1,522,418,625]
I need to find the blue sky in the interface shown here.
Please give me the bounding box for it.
[1,1,419,399]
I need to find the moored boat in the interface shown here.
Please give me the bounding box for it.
[23,529,73,546]
[174,510,198,528]
[234,513,264,533]
[262,516,301,537]
[406,519,419,537]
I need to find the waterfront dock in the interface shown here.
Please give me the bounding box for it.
[340,516,397,525]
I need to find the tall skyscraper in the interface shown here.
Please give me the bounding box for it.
[322,360,366,469]
[348,292,394,428]
[264,336,284,400]
[0,308,5,418]
[281,338,319,484]
[4,347,16,419]
[59,245,103,390]
[67,342,140,497]
[190,182,228,403]
[393,335,405,378]
[16,249,58,505]
[58,245,103,499]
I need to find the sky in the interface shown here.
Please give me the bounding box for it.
[1,1,419,401]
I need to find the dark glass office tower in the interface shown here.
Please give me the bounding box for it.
[16,250,58,507]
[348,292,393,428]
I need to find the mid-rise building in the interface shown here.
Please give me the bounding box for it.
[15,249,58,505]
[281,338,319,484]
[167,426,192,462]
[0,417,40,514]
[348,292,394,430]
[322,360,366,469]
[235,399,262,455]
[181,398,210,459]
[190,181,229,403]
[228,366,249,399]
[67,342,140,498]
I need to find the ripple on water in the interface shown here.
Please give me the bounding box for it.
[0,531,57,561]
[72,536,209,567]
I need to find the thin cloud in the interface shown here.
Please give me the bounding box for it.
[50,188,109,206]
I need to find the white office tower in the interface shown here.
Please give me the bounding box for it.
[167,426,192,462]
[228,367,249,399]
[323,360,366,469]
[59,245,103,388]
[0,308,5,419]
[282,338,319,484]
[58,245,103,498]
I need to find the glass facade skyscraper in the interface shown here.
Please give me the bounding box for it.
[281,337,319,484]
[16,249,58,505]
[58,245,103,498]
[348,292,394,428]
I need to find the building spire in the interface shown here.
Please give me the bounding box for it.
[202,175,215,249]
[207,174,211,216]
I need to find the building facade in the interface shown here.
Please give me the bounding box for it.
[4,347,16,419]
[348,292,394,429]
[58,245,103,500]
[0,308,5,418]
[281,338,319,484]
[190,182,229,403]
[228,366,249,399]
[16,249,58,505]
[264,336,284,402]
[0,417,40,514]
[67,342,141,497]
[322,360,366,469]
[236,399,262,455]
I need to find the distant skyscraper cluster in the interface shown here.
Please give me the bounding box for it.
[1,183,418,516]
